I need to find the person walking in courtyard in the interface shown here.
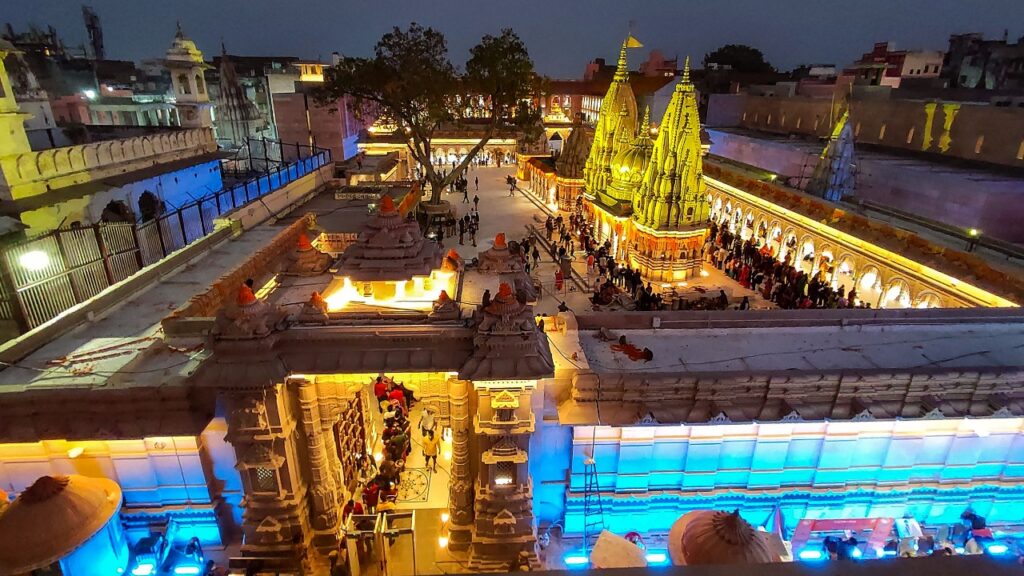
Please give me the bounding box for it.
[422,430,439,472]
[462,184,470,203]
[473,194,480,210]
[458,218,465,245]
[475,176,479,191]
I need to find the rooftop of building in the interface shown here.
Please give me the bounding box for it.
[573,309,1024,377]
[547,74,675,98]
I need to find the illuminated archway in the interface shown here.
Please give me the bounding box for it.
[779,229,798,262]
[731,208,743,234]
[881,278,912,309]
[913,291,943,309]
[832,254,856,291]
[712,197,723,221]
[797,236,816,274]
[741,213,755,241]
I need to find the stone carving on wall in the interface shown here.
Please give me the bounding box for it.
[235,442,284,469]
[255,515,287,544]
[230,396,269,432]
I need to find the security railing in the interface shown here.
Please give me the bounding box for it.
[0,147,331,335]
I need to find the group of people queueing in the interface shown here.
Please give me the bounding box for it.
[705,221,872,310]
[354,376,442,516]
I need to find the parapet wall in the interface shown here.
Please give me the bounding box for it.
[0,127,217,200]
[711,93,1024,169]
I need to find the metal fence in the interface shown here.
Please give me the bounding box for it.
[0,148,331,334]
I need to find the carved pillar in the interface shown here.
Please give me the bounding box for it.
[223,386,317,573]
[448,377,474,550]
[293,376,342,550]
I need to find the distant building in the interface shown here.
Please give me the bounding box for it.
[943,32,1024,90]
[270,61,364,161]
[842,41,944,88]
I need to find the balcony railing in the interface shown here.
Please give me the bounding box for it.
[0,145,331,335]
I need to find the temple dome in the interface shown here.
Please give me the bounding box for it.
[0,475,123,574]
[609,137,651,187]
[668,510,775,566]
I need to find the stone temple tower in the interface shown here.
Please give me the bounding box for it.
[164,23,213,128]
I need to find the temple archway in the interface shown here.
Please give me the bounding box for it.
[881,278,912,309]
[857,266,882,306]
[832,254,856,291]
[797,236,816,274]
[913,291,943,309]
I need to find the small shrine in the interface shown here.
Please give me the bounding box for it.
[476,233,537,303]
[460,282,553,381]
[324,195,456,311]
[282,231,332,276]
[213,284,288,340]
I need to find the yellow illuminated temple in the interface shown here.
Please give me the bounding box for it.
[582,42,710,282]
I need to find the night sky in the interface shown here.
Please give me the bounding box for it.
[5,0,1022,76]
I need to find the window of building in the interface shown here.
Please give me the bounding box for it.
[742,112,747,122]
[878,124,886,140]
[780,113,786,127]
[795,117,802,129]
[253,467,278,492]
[855,122,862,137]
[496,408,515,422]
[195,73,205,94]
[753,113,759,124]
[975,135,984,154]
[906,127,915,144]
[1017,139,1024,161]
[495,462,515,486]
[813,117,820,131]
[766,113,772,125]
[178,73,191,95]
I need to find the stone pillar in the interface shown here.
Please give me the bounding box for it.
[293,376,343,552]
[222,386,319,573]
[448,377,474,551]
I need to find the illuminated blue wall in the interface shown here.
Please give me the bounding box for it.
[560,419,1024,535]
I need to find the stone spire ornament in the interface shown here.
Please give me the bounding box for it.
[213,283,288,339]
[283,230,332,276]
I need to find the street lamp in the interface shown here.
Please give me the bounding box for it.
[966,228,981,252]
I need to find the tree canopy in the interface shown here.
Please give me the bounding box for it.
[702,44,775,74]
[314,23,541,204]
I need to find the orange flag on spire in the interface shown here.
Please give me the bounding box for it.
[625,34,644,49]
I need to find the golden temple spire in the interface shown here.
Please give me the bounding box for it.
[614,39,629,81]
[677,56,694,93]
[640,106,651,136]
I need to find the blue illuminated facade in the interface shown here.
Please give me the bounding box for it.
[556,420,1024,536]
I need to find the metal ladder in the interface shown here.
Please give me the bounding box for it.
[582,455,605,555]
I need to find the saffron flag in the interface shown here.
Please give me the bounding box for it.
[625,34,644,49]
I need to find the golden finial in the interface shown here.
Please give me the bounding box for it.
[640,106,651,134]
[682,56,691,83]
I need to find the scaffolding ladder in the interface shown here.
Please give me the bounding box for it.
[582,455,605,555]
